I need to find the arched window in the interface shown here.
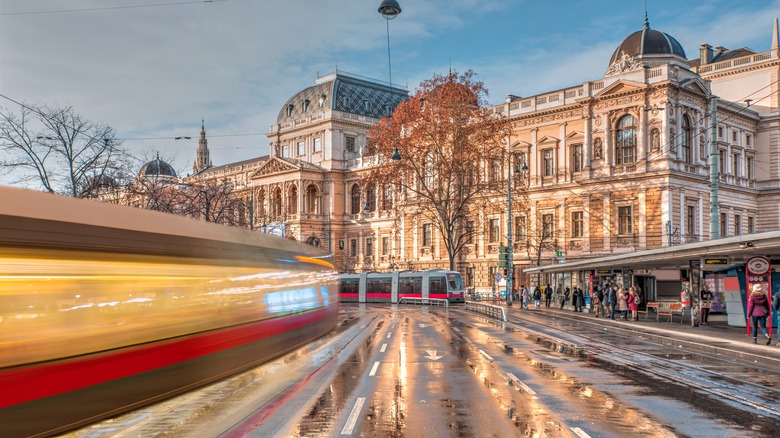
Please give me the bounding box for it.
[615,115,637,165]
[272,188,282,217]
[288,185,298,215]
[306,184,318,213]
[366,184,376,212]
[350,184,361,214]
[681,115,692,163]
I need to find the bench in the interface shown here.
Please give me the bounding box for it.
[657,302,687,323]
[638,302,660,320]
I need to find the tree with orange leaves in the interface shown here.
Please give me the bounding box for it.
[362,70,515,271]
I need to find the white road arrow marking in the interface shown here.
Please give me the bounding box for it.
[424,349,443,361]
[418,323,428,328]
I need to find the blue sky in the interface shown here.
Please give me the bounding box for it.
[1,0,779,182]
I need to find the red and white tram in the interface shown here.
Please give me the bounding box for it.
[339,269,465,304]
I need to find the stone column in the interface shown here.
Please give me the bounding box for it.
[638,190,647,249]
[603,194,611,252]
[583,112,593,177]
[638,106,647,170]
[583,197,591,253]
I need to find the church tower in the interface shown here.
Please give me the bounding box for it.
[193,119,212,174]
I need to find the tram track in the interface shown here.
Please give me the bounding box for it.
[456,306,780,420]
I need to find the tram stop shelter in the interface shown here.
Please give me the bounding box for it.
[525,230,780,328]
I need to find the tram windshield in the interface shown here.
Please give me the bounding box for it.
[446,273,463,291]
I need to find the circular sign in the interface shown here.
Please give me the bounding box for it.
[747,256,770,275]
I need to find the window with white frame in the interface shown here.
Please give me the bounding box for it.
[543,149,555,177]
[350,184,361,214]
[681,115,692,163]
[571,211,583,238]
[489,218,500,243]
[297,141,305,156]
[541,214,555,239]
[746,134,752,147]
[733,154,740,177]
[422,223,433,247]
[747,157,754,180]
[686,205,696,236]
[720,212,728,237]
[572,144,583,173]
[490,158,502,182]
[281,144,290,158]
[313,137,322,153]
[616,115,637,164]
[514,216,526,241]
[345,136,356,153]
[382,236,389,255]
[366,237,373,256]
[617,206,632,235]
[734,215,741,236]
[748,216,755,233]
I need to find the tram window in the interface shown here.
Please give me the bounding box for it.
[447,273,463,290]
[339,279,359,294]
[430,277,447,295]
[367,278,392,293]
[399,277,422,294]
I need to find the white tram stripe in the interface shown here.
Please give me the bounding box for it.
[340,397,366,435]
[380,343,387,353]
[478,349,494,361]
[570,426,592,438]
[369,361,380,376]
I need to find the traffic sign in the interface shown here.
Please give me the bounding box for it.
[494,272,503,282]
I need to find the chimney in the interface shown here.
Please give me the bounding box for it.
[699,44,713,65]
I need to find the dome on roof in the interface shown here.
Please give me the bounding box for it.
[609,26,687,66]
[139,157,177,178]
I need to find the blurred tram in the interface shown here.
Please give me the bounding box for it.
[339,269,465,304]
[0,187,339,438]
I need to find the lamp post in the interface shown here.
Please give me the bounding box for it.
[377,0,402,85]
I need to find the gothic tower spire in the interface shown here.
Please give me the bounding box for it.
[193,118,212,174]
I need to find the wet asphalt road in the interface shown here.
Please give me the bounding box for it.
[68,303,780,437]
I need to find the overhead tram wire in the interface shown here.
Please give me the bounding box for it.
[0,0,227,16]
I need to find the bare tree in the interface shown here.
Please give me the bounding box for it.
[0,104,129,196]
[362,70,513,271]
[184,179,246,225]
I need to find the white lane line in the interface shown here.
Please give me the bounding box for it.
[369,361,380,376]
[380,343,387,353]
[507,372,537,396]
[570,427,592,438]
[341,397,366,435]
[386,333,391,338]
[479,349,494,361]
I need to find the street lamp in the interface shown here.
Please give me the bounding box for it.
[505,96,515,306]
[391,146,402,161]
[378,0,402,85]
[389,254,396,271]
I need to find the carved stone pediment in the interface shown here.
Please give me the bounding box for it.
[250,157,300,179]
[594,79,647,99]
[680,78,709,96]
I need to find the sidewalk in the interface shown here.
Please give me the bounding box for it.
[501,301,780,367]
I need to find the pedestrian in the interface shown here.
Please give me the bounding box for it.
[628,286,638,321]
[522,286,530,309]
[747,284,772,345]
[700,284,713,326]
[572,288,581,312]
[773,291,780,347]
[533,286,542,309]
[592,288,602,317]
[561,286,570,309]
[618,287,629,320]
[544,285,553,308]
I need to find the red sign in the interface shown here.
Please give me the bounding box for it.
[745,256,772,336]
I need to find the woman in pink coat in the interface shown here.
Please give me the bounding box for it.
[628,286,638,321]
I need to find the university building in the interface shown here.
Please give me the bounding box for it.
[180,19,779,294]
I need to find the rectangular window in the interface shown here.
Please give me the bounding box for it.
[382,236,389,255]
[746,134,752,147]
[313,137,322,153]
[489,218,500,243]
[350,238,357,257]
[720,213,728,238]
[541,213,555,239]
[686,205,696,236]
[282,144,290,158]
[571,211,583,238]
[466,220,475,244]
[732,131,738,143]
[734,215,741,236]
[719,150,725,175]
[422,223,432,247]
[345,136,356,153]
[718,126,723,138]
[733,154,740,177]
[572,144,583,173]
[514,216,526,241]
[366,237,373,256]
[489,158,502,182]
[543,149,555,177]
[747,157,754,180]
[748,216,755,233]
[618,206,633,235]
[297,141,305,156]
